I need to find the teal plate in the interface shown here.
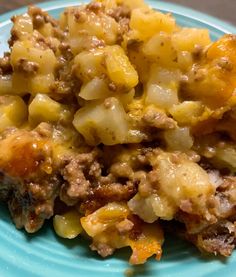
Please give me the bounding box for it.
[0,1,236,276]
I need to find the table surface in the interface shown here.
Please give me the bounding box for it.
[0,0,236,25]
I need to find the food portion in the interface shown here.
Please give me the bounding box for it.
[1,0,236,264]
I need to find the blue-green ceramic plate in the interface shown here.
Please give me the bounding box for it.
[0,1,236,276]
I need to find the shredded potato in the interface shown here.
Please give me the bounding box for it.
[1,0,236,265]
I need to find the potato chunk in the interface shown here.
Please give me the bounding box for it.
[130,8,176,40]
[155,153,215,206]
[145,84,178,110]
[29,94,71,125]
[11,40,57,75]
[10,40,57,95]
[73,97,129,145]
[53,210,83,239]
[105,45,139,89]
[0,95,27,132]
[172,28,211,52]
[73,49,105,82]
[164,127,193,151]
[79,77,112,100]
[142,33,177,67]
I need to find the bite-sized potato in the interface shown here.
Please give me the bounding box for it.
[73,97,129,145]
[177,51,193,71]
[11,40,57,75]
[67,6,119,51]
[169,101,204,125]
[148,65,181,85]
[212,146,236,171]
[0,95,27,132]
[164,127,193,151]
[105,45,139,89]
[11,14,33,40]
[0,75,13,95]
[172,28,211,52]
[37,22,54,37]
[53,210,83,239]
[142,33,177,67]
[29,94,71,125]
[155,153,215,207]
[130,151,216,222]
[130,8,176,40]
[10,40,57,95]
[79,77,112,100]
[73,49,105,82]
[145,84,178,110]
[128,193,176,222]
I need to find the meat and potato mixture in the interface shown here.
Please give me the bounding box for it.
[1,0,236,264]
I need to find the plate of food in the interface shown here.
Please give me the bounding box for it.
[0,0,236,276]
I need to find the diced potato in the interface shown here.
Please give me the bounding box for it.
[29,94,71,125]
[53,210,83,239]
[12,72,54,95]
[177,51,193,70]
[148,65,181,85]
[130,8,176,40]
[145,84,178,110]
[117,89,135,110]
[169,101,204,125]
[68,7,119,45]
[73,49,105,81]
[212,146,236,171]
[164,127,193,150]
[155,153,215,206]
[128,47,151,83]
[0,75,13,95]
[79,77,112,100]
[11,40,57,75]
[105,45,139,88]
[38,23,54,37]
[172,28,211,52]
[29,74,55,95]
[128,193,159,223]
[11,73,29,95]
[142,33,177,67]
[0,95,27,132]
[12,14,33,40]
[73,97,129,145]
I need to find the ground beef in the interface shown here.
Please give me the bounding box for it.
[142,107,176,130]
[8,174,61,233]
[28,6,58,28]
[0,53,12,75]
[187,220,236,257]
[14,58,39,75]
[108,5,131,22]
[90,241,115,257]
[60,148,138,208]
[60,149,101,205]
